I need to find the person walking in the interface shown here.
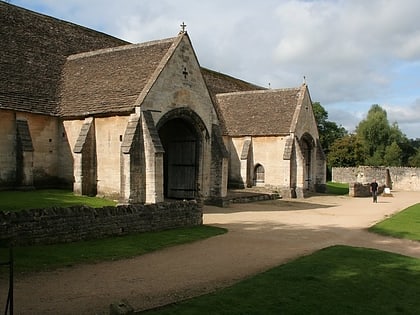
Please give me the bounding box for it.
[370,178,379,203]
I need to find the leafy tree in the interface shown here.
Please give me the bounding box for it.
[314,102,417,168]
[383,141,402,166]
[408,149,420,167]
[355,104,415,166]
[356,105,390,164]
[410,138,420,149]
[327,134,366,167]
[389,122,404,143]
[312,102,347,155]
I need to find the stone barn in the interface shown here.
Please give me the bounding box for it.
[0,2,326,202]
[217,86,326,198]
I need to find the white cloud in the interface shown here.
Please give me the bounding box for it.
[269,0,420,102]
[384,99,420,124]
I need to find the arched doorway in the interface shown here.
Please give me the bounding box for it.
[300,133,315,190]
[158,118,199,199]
[254,164,265,186]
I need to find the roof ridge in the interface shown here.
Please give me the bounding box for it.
[201,67,264,89]
[1,2,128,46]
[216,86,300,97]
[67,37,177,60]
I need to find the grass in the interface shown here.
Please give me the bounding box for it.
[0,189,117,212]
[0,189,226,273]
[141,202,420,314]
[326,181,349,195]
[142,245,420,315]
[2,188,420,314]
[369,203,420,241]
[0,225,227,274]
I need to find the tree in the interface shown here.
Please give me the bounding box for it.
[355,104,416,166]
[327,134,366,167]
[408,149,420,167]
[356,104,390,164]
[312,102,347,155]
[383,141,402,166]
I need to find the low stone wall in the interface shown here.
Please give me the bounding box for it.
[0,200,202,246]
[349,182,385,197]
[332,166,420,191]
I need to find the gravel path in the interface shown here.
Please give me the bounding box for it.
[2,191,420,314]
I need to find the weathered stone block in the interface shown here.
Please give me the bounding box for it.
[109,299,134,315]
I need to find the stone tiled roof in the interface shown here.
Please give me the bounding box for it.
[216,87,303,136]
[0,2,127,115]
[201,68,266,133]
[1,1,309,141]
[201,68,265,99]
[59,38,176,117]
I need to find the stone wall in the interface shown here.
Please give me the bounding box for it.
[349,182,385,197]
[0,200,202,246]
[0,110,17,188]
[332,166,420,191]
[0,110,73,190]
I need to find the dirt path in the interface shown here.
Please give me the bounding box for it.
[2,191,420,314]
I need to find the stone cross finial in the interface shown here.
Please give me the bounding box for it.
[180,22,187,33]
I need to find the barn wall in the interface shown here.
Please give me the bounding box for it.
[0,110,73,189]
[252,136,289,187]
[0,110,16,188]
[95,116,129,199]
[227,137,246,187]
[227,135,291,191]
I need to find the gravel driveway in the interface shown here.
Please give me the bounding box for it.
[2,191,420,314]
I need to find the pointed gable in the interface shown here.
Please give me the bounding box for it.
[0,2,127,116]
[59,37,177,117]
[216,87,303,136]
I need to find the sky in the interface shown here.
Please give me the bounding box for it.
[9,0,420,139]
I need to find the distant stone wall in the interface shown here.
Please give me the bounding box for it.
[349,182,385,197]
[0,200,202,246]
[332,166,420,191]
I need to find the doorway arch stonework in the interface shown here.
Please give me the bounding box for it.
[298,133,316,193]
[157,108,209,200]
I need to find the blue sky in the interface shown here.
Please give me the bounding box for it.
[10,0,420,138]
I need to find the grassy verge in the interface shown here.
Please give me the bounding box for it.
[142,245,420,315]
[369,203,420,241]
[326,181,349,195]
[0,225,227,274]
[0,189,226,274]
[0,189,116,211]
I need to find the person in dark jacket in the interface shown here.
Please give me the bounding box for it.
[370,179,379,203]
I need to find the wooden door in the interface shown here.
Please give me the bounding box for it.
[167,139,197,199]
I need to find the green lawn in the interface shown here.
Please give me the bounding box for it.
[142,245,420,315]
[0,225,227,273]
[0,189,116,211]
[369,203,420,241]
[2,189,420,315]
[0,189,226,273]
[141,203,420,315]
[326,181,349,195]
